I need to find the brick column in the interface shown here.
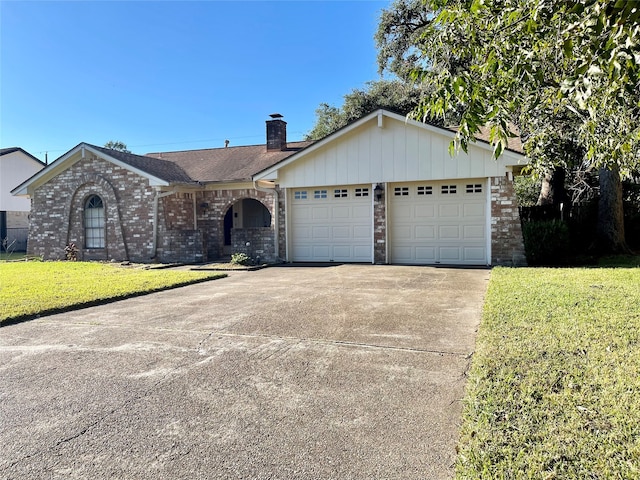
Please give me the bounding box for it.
[490,176,527,266]
[373,186,387,264]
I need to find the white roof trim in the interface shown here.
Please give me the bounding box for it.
[253,109,526,181]
[12,142,170,195]
[81,144,170,186]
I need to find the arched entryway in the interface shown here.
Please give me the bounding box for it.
[222,198,273,257]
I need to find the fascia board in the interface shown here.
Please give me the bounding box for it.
[11,144,85,195]
[12,143,171,195]
[253,109,528,181]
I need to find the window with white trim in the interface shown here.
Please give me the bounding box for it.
[314,190,327,199]
[84,195,105,249]
[441,185,457,194]
[294,191,307,200]
[394,187,409,196]
[417,186,433,195]
[466,183,483,193]
[355,187,369,197]
[334,189,348,198]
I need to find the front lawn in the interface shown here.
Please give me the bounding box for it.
[0,261,226,325]
[457,267,640,478]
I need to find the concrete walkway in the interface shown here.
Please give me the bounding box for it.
[0,265,489,479]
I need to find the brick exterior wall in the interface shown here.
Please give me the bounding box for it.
[373,190,387,264]
[28,156,153,261]
[27,155,278,264]
[491,176,527,266]
[196,188,277,263]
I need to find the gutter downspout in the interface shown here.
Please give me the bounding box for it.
[253,179,279,262]
[152,188,177,259]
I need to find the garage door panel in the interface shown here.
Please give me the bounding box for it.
[415,225,436,239]
[415,205,436,218]
[415,246,437,262]
[463,225,485,239]
[292,245,312,259]
[291,186,372,262]
[463,247,486,261]
[332,225,351,239]
[331,206,350,219]
[353,245,372,259]
[439,225,461,239]
[332,245,351,258]
[390,180,487,265]
[353,224,372,239]
[439,246,462,262]
[352,205,371,217]
[463,203,484,217]
[312,207,329,220]
[391,246,413,262]
[438,204,460,217]
[311,225,330,239]
[312,245,330,258]
[294,225,311,239]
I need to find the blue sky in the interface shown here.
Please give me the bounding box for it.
[1,0,389,162]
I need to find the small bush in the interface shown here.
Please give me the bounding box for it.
[230,252,252,266]
[65,243,79,261]
[522,220,571,265]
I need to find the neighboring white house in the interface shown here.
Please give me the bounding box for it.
[0,148,46,251]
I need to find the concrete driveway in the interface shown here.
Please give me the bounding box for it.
[0,265,489,479]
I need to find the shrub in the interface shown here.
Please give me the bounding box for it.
[522,220,571,266]
[230,252,252,266]
[64,243,79,261]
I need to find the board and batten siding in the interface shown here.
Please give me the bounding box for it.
[274,115,522,188]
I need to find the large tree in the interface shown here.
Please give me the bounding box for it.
[377,0,640,253]
[305,79,428,140]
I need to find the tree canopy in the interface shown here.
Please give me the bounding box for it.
[376,0,639,172]
[376,0,639,252]
[104,140,130,153]
[305,79,427,140]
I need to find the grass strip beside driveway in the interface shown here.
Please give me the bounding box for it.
[0,261,226,325]
[457,267,640,479]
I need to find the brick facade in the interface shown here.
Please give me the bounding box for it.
[490,175,527,266]
[27,155,278,264]
[26,155,525,266]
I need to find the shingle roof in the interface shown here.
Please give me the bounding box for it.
[88,144,198,184]
[145,141,313,183]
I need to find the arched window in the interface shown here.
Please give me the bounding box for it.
[84,195,105,248]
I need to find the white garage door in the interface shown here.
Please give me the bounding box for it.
[390,180,487,265]
[290,185,372,262]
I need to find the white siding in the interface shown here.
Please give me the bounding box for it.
[1,151,44,211]
[276,116,522,188]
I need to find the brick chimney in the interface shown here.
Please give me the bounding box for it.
[266,113,287,151]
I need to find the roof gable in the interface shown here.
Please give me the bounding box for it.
[254,109,525,182]
[254,109,527,187]
[12,143,186,196]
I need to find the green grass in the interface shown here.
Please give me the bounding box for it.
[456,267,640,479]
[0,261,226,325]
